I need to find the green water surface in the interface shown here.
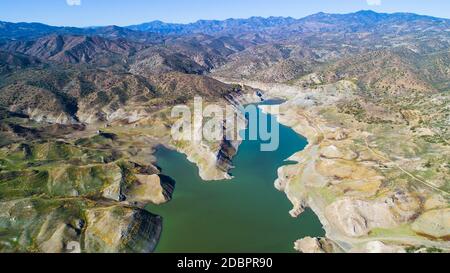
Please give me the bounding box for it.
[147,105,325,253]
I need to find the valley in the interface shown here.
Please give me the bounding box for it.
[0,10,448,253]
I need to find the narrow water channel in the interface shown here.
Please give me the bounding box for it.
[146,104,325,253]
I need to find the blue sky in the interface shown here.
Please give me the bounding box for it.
[0,0,449,27]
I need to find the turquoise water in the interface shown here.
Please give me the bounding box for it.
[146,105,324,253]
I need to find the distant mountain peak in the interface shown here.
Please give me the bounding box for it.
[1,10,448,40]
[354,9,380,15]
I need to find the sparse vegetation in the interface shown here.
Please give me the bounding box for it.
[0,9,449,253]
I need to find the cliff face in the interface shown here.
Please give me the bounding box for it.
[214,89,265,178]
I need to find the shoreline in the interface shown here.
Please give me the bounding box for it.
[148,106,324,253]
[220,79,450,253]
[142,77,449,253]
[167,91,264,181]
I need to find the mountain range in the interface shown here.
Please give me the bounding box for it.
[1,10,449,146]
[0,10,449,253]
[2,10,448,39]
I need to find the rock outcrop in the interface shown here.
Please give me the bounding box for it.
[0,198,162,253]
[84,206,162,253]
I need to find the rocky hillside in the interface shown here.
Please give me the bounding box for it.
[294,49,443,95]
[0,10,449,253]
[0,64,245,125]
[0,35,144,65]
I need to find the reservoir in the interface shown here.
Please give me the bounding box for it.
[146,104,325,253]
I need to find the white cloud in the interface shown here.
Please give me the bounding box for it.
[366,0,381,6]
[66,0,81,6]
